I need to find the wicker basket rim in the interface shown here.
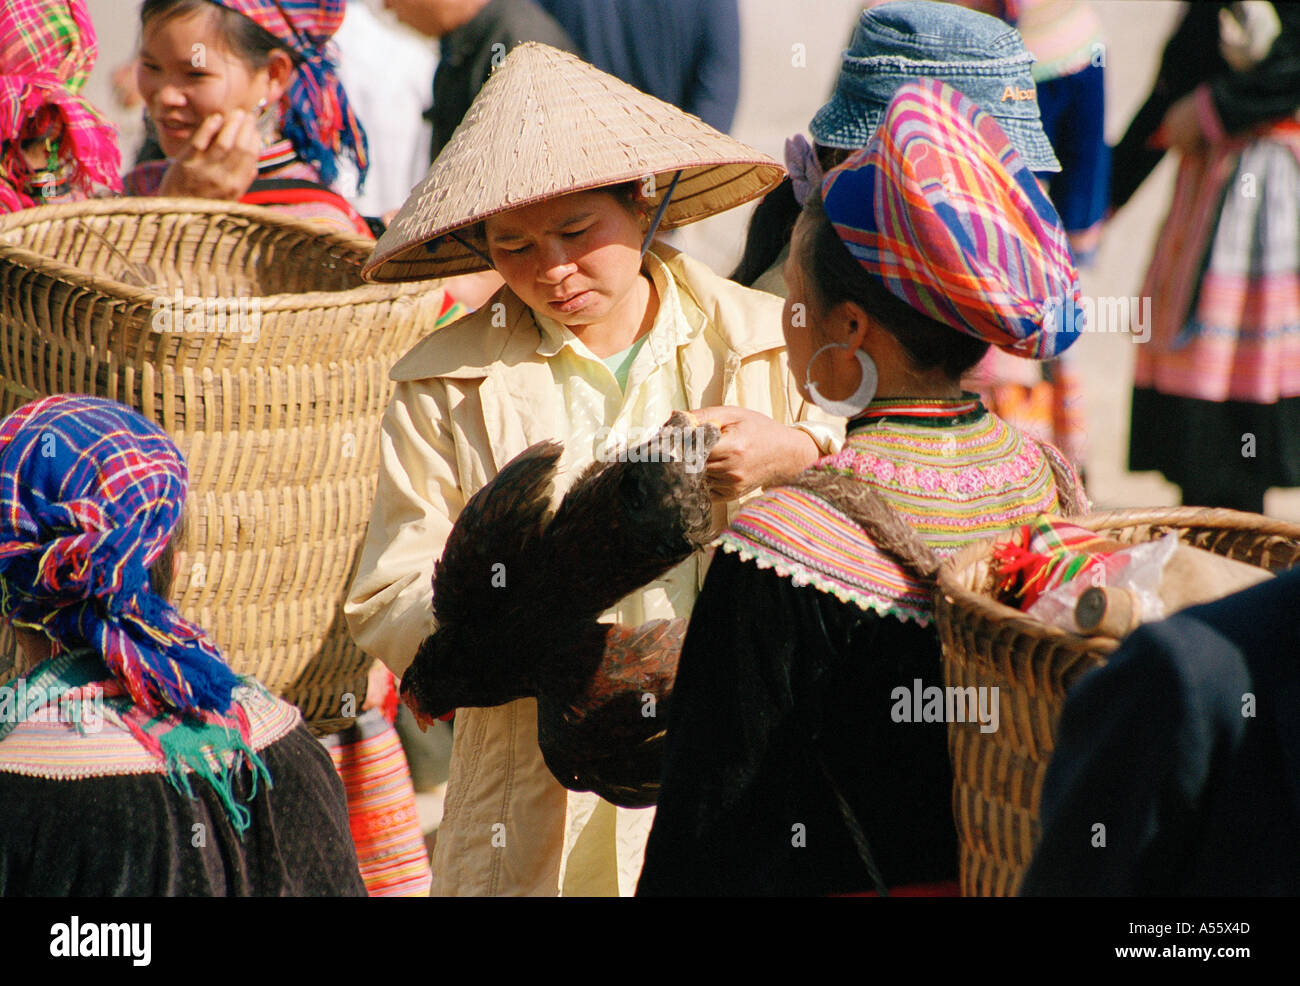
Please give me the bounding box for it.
[935,505,1300,650]
[0,197,442,310]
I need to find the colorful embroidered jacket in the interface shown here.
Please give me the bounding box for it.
[717,395,1080,624]
[639,396,1083,896]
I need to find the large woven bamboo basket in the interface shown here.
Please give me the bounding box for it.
[0,198,448,731]
[935,506,1300,896]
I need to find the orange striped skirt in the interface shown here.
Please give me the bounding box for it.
[324,711,432,897]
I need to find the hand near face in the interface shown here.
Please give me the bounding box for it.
[157,109,260,201]
[1150,93,1204,155]
[690,406,821,501]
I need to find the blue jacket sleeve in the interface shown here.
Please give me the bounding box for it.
[686,0,741,134]
[1020,618,1251,895]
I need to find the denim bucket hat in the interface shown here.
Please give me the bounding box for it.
[809,0,1061,173]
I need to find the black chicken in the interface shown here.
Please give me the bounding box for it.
[402,411,720,806]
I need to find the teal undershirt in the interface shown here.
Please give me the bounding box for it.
[600,334,650,392]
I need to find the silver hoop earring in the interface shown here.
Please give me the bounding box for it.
[805,343,878,418]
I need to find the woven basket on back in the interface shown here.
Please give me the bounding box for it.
[0,198,448,731]
[935,506,1300,896]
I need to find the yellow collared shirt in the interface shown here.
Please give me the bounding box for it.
[535,253,702,632]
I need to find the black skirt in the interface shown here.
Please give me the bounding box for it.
[1129,387,1300,506]
[637,551,958,897]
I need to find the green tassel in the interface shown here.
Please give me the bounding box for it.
[157,717,271,837]
[8,652,274,836]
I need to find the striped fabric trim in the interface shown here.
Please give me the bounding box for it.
[0,682,300,780]
[257,138,297,171]
[1135,127,1300,402]
[852,395,982,423]
[719,487,936,625]
[718,408,1063,620]
[328,720,432,897]
[123,157,371,238]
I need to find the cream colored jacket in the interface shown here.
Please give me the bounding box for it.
[345,246,839,896]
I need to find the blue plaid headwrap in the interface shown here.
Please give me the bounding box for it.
[0,395,240,719]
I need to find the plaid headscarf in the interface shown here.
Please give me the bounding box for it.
[820,79,1084,360]
[0,395,241,722]
[0,0,122,212]
[209,0,368,188]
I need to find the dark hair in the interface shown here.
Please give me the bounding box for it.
[730,144,852,287]
[797,191,989,379]
[604,180,639,208]
[140,0,292,71]
[729,178,798,286]
[148,510,183,602]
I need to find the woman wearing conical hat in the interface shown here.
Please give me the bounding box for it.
[346,42,841,896]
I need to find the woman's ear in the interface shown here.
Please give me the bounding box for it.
[630,191,654,232]
[829,299,872,352]
[264,49,295,104]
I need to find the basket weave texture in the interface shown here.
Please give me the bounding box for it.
[936,506,1300,896]
[0,198,446,731]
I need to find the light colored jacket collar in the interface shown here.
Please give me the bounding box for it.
[387,244,787,475]
[389,244,786,383]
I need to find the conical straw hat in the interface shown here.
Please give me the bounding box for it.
[363,43,785,282]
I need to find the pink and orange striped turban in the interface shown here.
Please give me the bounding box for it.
[821,78,1084,360]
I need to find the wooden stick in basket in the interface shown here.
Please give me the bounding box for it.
[1073,544,1273,637]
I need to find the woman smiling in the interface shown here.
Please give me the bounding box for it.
[124,0,371,237]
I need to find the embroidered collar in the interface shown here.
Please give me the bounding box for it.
[719,406,1065,621]
[0,648,273,834]
[0,649,98,743]
[848,394,985,431]
[22,168,76,202]
[258,138,298,173]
